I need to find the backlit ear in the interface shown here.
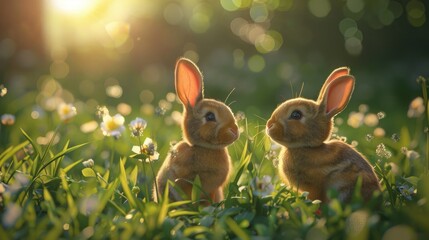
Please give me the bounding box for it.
[175,58,204,108]
[317,67,350,102]
[321,75,355,118]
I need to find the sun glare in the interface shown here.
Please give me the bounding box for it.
[50,0,98,15]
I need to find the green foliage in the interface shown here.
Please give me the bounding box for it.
[2,75,429,239]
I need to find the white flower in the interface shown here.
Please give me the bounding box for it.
[132,137,159,162]
[1,114,15,125]
[129,117,147,137]
[251,175,274,197]
[82,159,95,168]
[100,114,125,138]
[57,103,77,122]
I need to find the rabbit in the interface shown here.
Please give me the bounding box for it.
[266,67,381,203]
[154,58,239,204]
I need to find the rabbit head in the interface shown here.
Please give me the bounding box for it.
[266,67,354,148]
[175,58,239,149]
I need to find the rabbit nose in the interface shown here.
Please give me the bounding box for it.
[229,125,238,137]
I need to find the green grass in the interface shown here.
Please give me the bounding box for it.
[1,78,429,240]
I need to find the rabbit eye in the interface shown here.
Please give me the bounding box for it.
[205,111,216,122]
[289,110,302,120]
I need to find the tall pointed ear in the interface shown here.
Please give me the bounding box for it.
[317,67,350,102]
[321,75,355,118]
[175,58,204,108]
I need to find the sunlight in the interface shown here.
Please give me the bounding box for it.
[50,0,98,15]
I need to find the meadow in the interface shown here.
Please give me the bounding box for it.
[1,0,429,239]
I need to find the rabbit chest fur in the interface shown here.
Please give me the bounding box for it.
[156,141,232,201]
[279,140,380,202]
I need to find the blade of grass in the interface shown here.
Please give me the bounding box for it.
[119,158,137,208]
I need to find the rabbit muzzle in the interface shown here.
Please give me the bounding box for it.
[218,123,239,145]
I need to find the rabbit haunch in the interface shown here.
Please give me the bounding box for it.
[154,58,239,203]
[266,67,381,203]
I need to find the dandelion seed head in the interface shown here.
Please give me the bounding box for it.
[376,143,392,159]
[1,114,15,125]
[366,134,374,141]
[351,140,358,147]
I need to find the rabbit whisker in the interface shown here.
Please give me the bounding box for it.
[224,88,236,104]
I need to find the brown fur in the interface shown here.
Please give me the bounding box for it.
[267,67,380,203]
[154,58,239,203]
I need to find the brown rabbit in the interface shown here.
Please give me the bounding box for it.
[266,67,380,203]
[154,58,239,203]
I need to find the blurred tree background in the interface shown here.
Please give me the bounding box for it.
[0,0,428,130]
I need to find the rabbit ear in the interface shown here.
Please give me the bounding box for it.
[175,58,204,108]
[320,75,355,118]
[317,67,350,102]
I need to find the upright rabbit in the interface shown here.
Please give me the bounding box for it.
[154,58,239,203]
[266,67,380,203]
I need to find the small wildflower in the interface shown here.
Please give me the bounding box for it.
[250,175,274,197]
[100,114,125,139]
[351,140,358,147]
[365,134,374,142]
[155,106,166,116]
[96,105,109,119]
[1,114,15,125]
[377,112,385,120]
[132,137,160,162]
[0,84,7,97]
[235,111,246,122]
[129,117,147,137]
[397,185,415,201]
[82,159,95,168]
[401,147,408,155]
[407,97,425,118]
[57,103,77,122]
[376,143,392,159]
[391,133,400,142]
